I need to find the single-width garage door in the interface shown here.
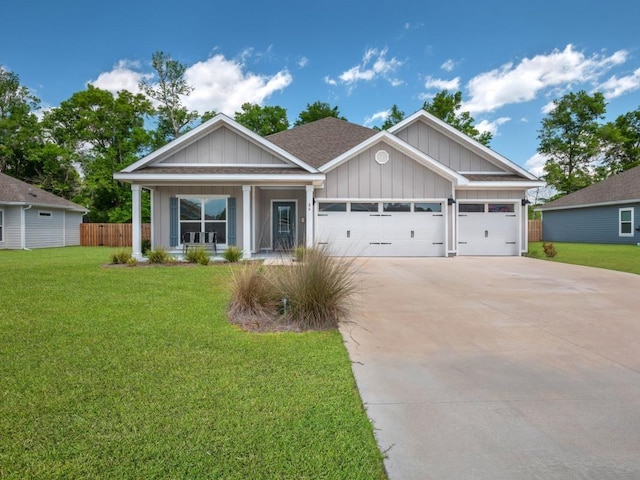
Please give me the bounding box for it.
[457,202,519,255]
[316,201,446,257]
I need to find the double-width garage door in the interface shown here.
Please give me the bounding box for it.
[316,201,446,257]
[457,202,519,256]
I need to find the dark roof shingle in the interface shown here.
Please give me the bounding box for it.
[539,165,640,210]
[267,117,378,168]
[0,172,86,211]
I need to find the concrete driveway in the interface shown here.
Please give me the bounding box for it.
[341,257,640,480]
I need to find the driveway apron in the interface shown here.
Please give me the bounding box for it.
[341,257,640,480]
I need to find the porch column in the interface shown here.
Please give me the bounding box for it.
[242,185,251,259]
[131,184,142,260]
[305,185,314,248]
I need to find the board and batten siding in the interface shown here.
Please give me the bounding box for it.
[543,203,640,244]
[456,190,526,200]
[156,126,284,165]
[153,186,243,248]
[25,208,64,248]
[316,142,452,199]
[394,121,502,172]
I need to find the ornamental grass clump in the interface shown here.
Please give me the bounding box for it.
[110,248,132,264]
[146,245,172,264]
[228,264,279,321]
[275,247,359,330]
[223,246,243,263]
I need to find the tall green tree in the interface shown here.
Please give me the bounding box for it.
[600,107,640,175]
[374,104,405,131]
[44,85,153,221]
[294,101,346,126]
[0,67,80,198]
[423,90,492,146]
[139,51,198,147]
[234,103,289,136]
[538,91,606,195]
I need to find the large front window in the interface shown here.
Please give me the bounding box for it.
[179,197,227,243]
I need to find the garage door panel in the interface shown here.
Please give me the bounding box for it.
[458,204,519,256]
[316,202,446,257]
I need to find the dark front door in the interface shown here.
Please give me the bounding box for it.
[273,201,296,250]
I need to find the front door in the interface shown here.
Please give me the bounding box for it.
[273,201,296,250]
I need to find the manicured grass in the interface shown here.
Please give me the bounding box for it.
[527,242,640,275]
[0,247,386,479]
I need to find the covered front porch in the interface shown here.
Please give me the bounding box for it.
[129,182,320,260]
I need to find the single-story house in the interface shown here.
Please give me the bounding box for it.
[537,165,640,244]
[114,110,543,259]
[0,172,87,250]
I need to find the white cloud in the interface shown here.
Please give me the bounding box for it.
[323,76,337,86]
[424,76,460,91]
[91,60,152,94]
[90,54,293,116]
[463,45,628,113]
[597,67,640,99]
[183,55,292,115]
[441,59,456,72]
[475,117,511,136]
[524,152,547,177]
[297,56,309,68]
[541,101,556,114]
[326,48,403,89]
[364,109,390,126]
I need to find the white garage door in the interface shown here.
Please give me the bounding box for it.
[457,202,519,256]
[316,201,446,257]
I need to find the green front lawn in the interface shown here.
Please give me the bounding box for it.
[527,242,640,275]
[0,247,386,479]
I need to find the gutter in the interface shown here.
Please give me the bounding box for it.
[21,205,32,250]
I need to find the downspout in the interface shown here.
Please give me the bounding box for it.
[22,205,32,250]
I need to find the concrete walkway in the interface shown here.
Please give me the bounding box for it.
[341,257,640,480]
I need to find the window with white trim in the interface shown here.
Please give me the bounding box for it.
[0,209,3,242]
[179,197,227,243]
[619,207,634,237]
[39,210,53,217]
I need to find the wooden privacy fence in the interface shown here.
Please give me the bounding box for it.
[528,219,542,242]
[81,223,151,247]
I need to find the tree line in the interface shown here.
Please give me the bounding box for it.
[2,51,638,221]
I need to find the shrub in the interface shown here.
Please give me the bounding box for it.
[111,248,132,264]
[274,247,359,329]
[223,246,243,263]
[185,246,210,265]
[126,257,138,267]
[228,264,279,319]
[146,246,172,264]
[543,242,557,258]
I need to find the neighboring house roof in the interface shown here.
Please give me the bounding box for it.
[538,165,640,211]
[267,117,378,168]
[0,172,86,212]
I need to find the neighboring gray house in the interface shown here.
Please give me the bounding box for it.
[0,173,87,250]
[114,111,543,259]
[538,165,640,244]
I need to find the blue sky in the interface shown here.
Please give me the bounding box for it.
[3,0,640,176]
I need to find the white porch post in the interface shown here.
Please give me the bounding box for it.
[242,185,251,259]
[305,185,314,248]
[131,184,142,260]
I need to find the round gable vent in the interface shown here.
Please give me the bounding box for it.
[375,149,389,165]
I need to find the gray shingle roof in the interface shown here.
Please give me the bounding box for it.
[266,117,378,168]
[538,165,640,210]
[463,174,530,182]
[0,172,86,211]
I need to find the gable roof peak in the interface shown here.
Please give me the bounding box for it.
[0,172,86,211]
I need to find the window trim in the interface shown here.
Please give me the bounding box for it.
[619,207,634,237]
[177,194,229,245]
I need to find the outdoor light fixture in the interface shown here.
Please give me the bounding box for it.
[447,197,456,205]
[521,198,531,206]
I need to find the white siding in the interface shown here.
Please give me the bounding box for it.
[157,126,286,165]
[25,208,65,248]
[317,142,452,199]
[395,121,503,172]
[64,211,83,246]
